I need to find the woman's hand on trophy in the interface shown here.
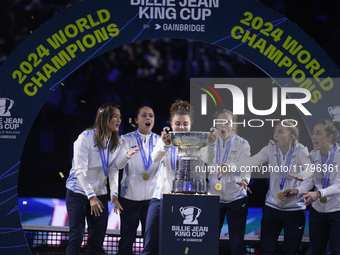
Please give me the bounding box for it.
[161,131,171,146]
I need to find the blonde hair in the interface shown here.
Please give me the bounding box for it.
[214,109,238,134]
[278,120,299,144]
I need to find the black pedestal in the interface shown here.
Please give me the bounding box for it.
[160,193,220,255]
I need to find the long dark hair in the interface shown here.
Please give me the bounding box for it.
[316,119,340,146]
[90,102,121,151]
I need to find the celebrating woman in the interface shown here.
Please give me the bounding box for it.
[281,119,340,254]
[141,99,218,255]
[223,120,311,255]
[208,109,251,255]
[118,106,161,255]
[65,102,140,255]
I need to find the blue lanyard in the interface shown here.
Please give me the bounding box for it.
[319,144,335,189]
[171,146,176,171]
[99,140,111,177]
[276,144,294,190]
[216,136,233,180]
[135,130,153,171]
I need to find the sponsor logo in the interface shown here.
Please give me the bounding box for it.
[0,98,14,117]
[0,98,23,139]
[180,206,201,225]
[328,105,340,122]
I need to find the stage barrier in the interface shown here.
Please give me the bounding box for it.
[23,224,311,255]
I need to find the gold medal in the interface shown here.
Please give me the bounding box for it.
[143,172,150,181]
[215,183,222,191]
[320,197,327,204]
[277,192,283,200]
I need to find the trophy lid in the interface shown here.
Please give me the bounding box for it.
[170,131,210,148]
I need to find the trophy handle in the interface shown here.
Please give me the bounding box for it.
[328,107,333,117]
[8,99,14,110]
[179,207,184,216]
[163,126,170,134]
[196,208,201,218]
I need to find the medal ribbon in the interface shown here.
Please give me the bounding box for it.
[276,144,294,190]
[319,144,335,189]
[99,139,111,177]
[216,136,233,181]
[171,146,176,171]
[135,130,153,171]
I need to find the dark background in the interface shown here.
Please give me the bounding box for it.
[0,0,339,207]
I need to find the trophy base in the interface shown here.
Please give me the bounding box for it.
[170,191,208,195]
[172,180,207,194]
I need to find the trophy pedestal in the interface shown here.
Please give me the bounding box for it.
[159,193,219,255]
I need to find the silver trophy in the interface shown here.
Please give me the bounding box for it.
[328,106,340,122]
[169,130,210,194]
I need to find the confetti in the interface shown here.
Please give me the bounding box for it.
[185,247,189,254]
[131,124,136,128]
[61,83,65,86]
[59,172,64,178]
[129,118,132,123]
[81,100,86,103]
[23,201,27,205]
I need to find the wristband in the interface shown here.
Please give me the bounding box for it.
[317,190,321,198]
[242,179,249,185]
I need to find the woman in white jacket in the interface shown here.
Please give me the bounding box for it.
[65,103,140,255]
[141,99,218,255]
[208,109,251,255]
[223,120,311,255]
[281,119,340,254]
[118,106,161,255]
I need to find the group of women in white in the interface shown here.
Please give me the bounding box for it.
[65,100,340,255]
